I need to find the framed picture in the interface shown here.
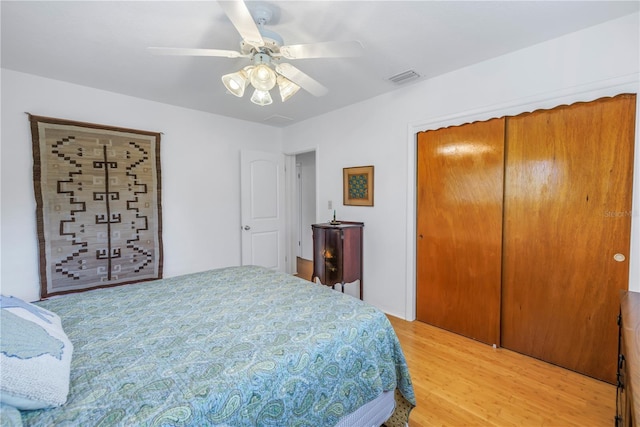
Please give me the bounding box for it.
[343,165,374,206]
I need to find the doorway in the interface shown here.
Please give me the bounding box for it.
[286,150,316,279]
[296,151,316,261]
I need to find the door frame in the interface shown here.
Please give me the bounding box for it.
[296,163,303,259]
[285,146,320,275]
[404,74,640,321]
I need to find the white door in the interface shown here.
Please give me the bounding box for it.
[240,150,286,271]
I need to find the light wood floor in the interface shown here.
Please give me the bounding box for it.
[387,315,616,427]
[293,259,615,425]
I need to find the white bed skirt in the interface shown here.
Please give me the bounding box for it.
[334,389,396,427]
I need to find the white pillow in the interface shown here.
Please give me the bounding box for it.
[0,295,73,410]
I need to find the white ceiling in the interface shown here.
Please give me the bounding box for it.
[2,1,639,127]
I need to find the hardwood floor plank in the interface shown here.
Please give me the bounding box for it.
[387,315,616,426]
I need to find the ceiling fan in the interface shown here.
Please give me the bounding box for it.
[149,0,364,106]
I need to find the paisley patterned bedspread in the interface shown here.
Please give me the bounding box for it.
[24,266,415,426]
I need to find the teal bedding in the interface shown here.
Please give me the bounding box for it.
[24,266,415,426]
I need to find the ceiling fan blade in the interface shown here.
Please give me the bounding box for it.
[218,0,264,48]
[148,47,246,58]
[280,40,364,59]
[276,63,328,97]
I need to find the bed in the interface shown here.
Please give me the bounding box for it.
[1,265,415,426]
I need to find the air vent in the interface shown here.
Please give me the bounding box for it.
[388,70,421,85]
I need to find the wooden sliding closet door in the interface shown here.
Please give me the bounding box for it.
[501,94,636,383]
[416,118,505,346]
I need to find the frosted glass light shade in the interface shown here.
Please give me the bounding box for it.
[222,70,249,97]
[277,75,300,102]
[250,89,273,106]
[250,64,277,91]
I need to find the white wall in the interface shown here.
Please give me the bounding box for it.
[1,69,282,302]
[282,12,640,319]
[2,13,639,317]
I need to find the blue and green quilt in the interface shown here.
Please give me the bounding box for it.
[23,266,415,426]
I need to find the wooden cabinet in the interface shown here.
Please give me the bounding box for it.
[311,222,363,300]
[617,291,640,427]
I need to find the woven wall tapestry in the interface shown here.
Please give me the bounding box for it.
[30,115,163,298]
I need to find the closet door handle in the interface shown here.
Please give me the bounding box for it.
[613,253,626,262]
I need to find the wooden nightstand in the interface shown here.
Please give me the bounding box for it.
[311,221,363,300]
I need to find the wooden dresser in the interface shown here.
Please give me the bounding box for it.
[311,222,363,300]
[617,291,640,427]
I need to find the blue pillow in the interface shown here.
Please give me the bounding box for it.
[0,295,73,410]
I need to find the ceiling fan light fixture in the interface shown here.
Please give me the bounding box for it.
[152,0,367,109]
[222,70,249,97]
[250,63,277,91]
[250,89,273,106]
[277,75,300,102]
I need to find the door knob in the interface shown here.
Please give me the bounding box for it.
[614,253,626,262]
[243,225,251,231]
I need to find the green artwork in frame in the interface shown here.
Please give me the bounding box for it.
[343,165,374,206]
